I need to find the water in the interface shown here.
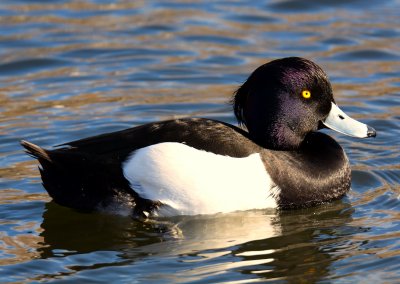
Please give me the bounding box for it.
[0,0,399,282]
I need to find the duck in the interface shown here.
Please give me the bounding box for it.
[21,57,376,218]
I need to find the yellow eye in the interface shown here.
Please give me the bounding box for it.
[302,90,311,99]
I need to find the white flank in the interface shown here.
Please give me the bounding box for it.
[123,142,278,216]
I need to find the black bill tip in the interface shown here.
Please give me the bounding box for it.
[367,126,377,138]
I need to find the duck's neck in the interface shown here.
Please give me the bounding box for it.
[261,132,351,209]
[248,124,306,151]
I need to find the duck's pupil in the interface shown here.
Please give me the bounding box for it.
[302,90,311,99]
[339,115,345,120]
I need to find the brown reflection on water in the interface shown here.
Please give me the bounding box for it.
[0,0,399,281]
[0,233,44,265]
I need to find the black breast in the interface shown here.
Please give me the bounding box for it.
[262,132,351,209]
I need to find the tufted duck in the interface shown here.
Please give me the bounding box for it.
[21,57,376,217]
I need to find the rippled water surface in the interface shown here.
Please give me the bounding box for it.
[1,0,399,283]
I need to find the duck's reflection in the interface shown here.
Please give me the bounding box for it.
[232,202,355,282]
[39,200,354,282]
[38,203,162,257]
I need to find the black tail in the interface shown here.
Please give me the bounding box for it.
[20,140,136,212]
[21,140,51,162]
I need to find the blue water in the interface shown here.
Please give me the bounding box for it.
[0,0,399,283]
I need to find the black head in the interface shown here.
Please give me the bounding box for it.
[233,57,334,150]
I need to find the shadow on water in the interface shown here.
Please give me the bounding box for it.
[37,200,355,282]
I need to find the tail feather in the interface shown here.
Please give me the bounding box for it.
[20,139,138,213]
[20,140,51,161]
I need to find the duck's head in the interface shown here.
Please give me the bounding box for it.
[233,57,376,150]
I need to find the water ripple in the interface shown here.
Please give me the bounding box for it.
[331,49,400,61]
[0,58,70,76]
[0,0,399,282]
